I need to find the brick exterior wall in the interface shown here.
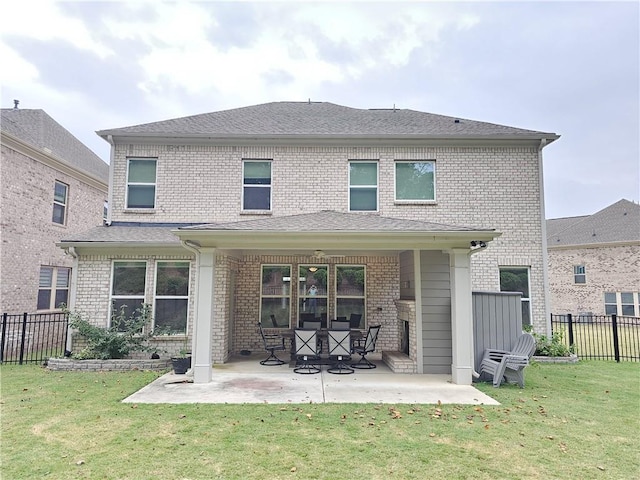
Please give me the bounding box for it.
[548,244,640,315]
[0,144,107,313]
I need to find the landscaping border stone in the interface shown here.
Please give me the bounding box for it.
[532,354,579,364]
[47,357,171,372]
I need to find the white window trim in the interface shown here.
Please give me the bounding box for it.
[153,261,191,334]
[259,264,292,328]
[53,180,69,225]
[109,260,147,328]
[242,159,272,212]
[393,160,437,203]
[573,265,586,284]
[37,266,70,311]
[499,266,532,324]
[335,265,367,326]
[298,264,329,321]
[605,292,640,317]
[125,158,157,210]
[348,161,379,212]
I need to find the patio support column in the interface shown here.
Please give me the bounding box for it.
[192,248,216,384]
[449,249,473,385]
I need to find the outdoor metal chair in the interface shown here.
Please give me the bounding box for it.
[351,325,381,369]
[258,321,286,366]
[349,313,362,329]
[293,329,321,374]
[479,333,536,388]
[327,330,353,374]
[269,314,280,328]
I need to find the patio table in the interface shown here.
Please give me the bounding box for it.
[279,328,363,357]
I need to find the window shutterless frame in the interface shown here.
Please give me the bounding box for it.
[52,180,69,225]
[348,161,378,212]
[154,261,191,334]
[394,160,436,202]
[37,266,70,311]
[242,160,272,211]
[126,158,157,209]
[109,260,147,330]
[573,265,586,284]
[499,266,532,326]
[260,265,292,328]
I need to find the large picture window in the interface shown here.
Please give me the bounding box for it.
[499,267,531,326]
[260,265,291,328]
[111,261,146,330]
[299,265,328,327]
[126,158,157,209]
[52,181,68,224]
[243,160,271,210]
[336,266,366,328]
[349,162,377,211]
[154,261,190,334]
[395,161,435,201]
[37,266,70,310]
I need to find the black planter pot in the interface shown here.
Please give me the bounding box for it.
[171,356,192,374]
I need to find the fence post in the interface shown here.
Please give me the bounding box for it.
[611,314,620,362]
[567,313,574,347]
[0,313,7,363]
[19,313,28,365]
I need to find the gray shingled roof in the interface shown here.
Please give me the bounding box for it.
[60,225,183,244]
[1,108,109,182]
[182,210,491,233]
[547,199,640,246]
[97,101,559,141]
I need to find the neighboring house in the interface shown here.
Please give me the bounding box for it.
[0,105,109,314]
[547,199,640,317]
[58,101,558,384]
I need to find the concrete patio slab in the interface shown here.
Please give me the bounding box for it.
[123,354,499,405]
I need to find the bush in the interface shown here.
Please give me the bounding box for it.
[68,304,165,360]
[532,331,574,357]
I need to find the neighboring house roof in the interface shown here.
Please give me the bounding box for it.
[547,199,640,247]
[1,108,109,183]
[96,101,559,143]
[59,211,499,250]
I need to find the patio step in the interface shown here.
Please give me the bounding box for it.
[382,351,416,373]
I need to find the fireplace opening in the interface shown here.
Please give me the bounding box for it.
[400,320,409,355]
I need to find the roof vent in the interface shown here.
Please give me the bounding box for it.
[454,118,460,123]
[13,99,19,109]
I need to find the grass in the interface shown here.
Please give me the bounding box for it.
[553,323,640,359]
[1,362,639,480]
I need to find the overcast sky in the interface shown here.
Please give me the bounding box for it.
[1,1,638,219]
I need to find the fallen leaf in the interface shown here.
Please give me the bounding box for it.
[597,466,605,471]
[290,466,297,472]
[429,432,436,437]
[76,460,85,466]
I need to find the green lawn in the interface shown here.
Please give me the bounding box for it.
[1,362,638,480]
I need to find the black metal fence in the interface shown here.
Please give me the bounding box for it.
[550,313,640,362]
[1,312,69,364]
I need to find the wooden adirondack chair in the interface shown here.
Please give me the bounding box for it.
[480,333,536,388]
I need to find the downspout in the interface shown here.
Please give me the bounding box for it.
[180,240,201,359]
[468,244,488,379]
[538,138,552,336]
[65,246,79,353]
[105,135,115,226]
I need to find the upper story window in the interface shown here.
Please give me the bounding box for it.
[395,161,435,201]
[349,161,378,211]
[37,266,70,310]
[243,160,271,211]
[126,158,157,209]
[52,181,68,224]
[573,265,586,284]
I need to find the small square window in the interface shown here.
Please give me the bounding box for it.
[573,265,586,284]
[395,161,435,201]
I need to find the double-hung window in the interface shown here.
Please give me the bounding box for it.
[154,261,190,334]
[260,266,291,327]
[37,266,70,310]
[243,160,271,211]
[111,261,146,330]
[126,158,157,209]
[335,266,366,328]
[52,181,68,224]
[395,161,435,201]
[349,161,378,211]
[573,265,586,284]
[499,267,531,326]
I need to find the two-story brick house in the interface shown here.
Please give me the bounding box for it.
[59,101,558,384]
[547,199,640,316]
[1,105,109,314]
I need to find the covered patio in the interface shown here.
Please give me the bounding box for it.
[123,352,499,405]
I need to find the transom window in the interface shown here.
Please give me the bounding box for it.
[395,161,435,201]
[243,160,271,210]
[111,261,146,330]
[499,267,531,326]
[336,266,366,328]
[260,265,291,327]
[37,266,70,310]
[52,181,68,224]
[154,261,190,334]
[126,158,157,209]
[573,265,586,284]
[349,161,378,211]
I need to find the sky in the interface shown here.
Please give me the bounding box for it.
[1,0,638,219]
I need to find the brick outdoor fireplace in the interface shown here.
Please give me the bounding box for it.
[382,300,418,373]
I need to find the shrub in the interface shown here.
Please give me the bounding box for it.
[532,331,574,357]
[68,304,165,360]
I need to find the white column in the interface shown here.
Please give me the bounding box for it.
[449,249,473,385]
[192,248,215,383]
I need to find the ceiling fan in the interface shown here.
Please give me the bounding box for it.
[311,250,345,260]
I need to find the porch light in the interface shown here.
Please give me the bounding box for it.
[308,266,318,272]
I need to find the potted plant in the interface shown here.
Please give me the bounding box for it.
[171,336,192,374]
